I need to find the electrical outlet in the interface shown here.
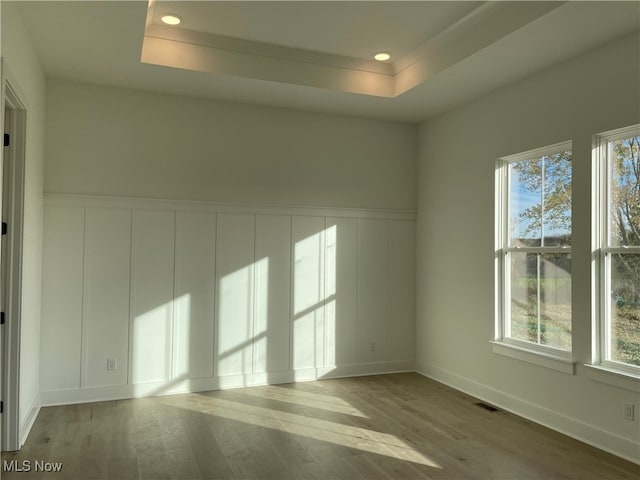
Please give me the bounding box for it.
[106,357,117,371]
[369,341,376,352]
[623,403,635,421]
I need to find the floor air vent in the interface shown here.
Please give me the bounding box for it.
[475,402,499,412]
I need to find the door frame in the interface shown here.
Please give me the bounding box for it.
[1,63,26,452]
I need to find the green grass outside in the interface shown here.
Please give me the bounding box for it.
[510,300,640,365]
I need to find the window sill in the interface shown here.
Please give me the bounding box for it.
[584,364,640,392]
[491,341,575,374]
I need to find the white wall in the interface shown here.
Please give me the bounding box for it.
[45,79,417,211]
[1,2,46,445]
[416,32,640,462]
[39,77,417,404]
[40,196,416,404]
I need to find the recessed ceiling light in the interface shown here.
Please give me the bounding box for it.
[374,52,391,62]
[161,14,181,26]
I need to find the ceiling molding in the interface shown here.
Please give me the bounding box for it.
[145,24,394,76]
[141,30,396,97]
[393,1,565,96]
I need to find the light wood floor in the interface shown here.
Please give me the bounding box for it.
[1,373,638,479]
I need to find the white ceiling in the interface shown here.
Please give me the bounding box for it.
[14,1,640,123]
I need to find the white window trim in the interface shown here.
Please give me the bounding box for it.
[491,340,574,374]
[583,364,640,392]
[494,141,574,373]
[591,125,640,381]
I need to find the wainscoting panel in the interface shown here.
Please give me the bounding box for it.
[389,220,417,362]
[129,210,176,384]
[40,195,416,405]
[215,213,256,377]
[291,216,326,370]
[41,206,85,391]
[326,217,358,367]
[254,214,291,374]
[82,207,131,387]
[173,211,216,381]
[357,218,389,363]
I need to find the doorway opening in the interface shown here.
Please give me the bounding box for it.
[1,78,27,452]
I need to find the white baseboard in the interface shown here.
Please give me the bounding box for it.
[416,361,640,465]
[19,393,41,448]
[40,361,415,407]
[322,360,415,379]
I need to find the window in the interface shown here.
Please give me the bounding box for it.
[594,126,640,374]
[496,142,572,357]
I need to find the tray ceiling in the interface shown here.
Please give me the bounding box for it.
[14,1,640,122]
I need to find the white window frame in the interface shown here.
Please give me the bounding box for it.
[494,141,574,374]
[592,125,640,378]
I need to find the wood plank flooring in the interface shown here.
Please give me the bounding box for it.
[1,373,638,479]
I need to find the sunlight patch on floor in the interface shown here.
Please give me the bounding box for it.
[235,385,370,418]
[194,395,441,468]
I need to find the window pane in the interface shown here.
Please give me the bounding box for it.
[509,252,572,349]
[609,136,640,247]
[501,143,572,352]
[509,160,542,246]
[539,253,572,349]
[509,151,572,247]
[609,253,640,366]
[509,252,538,343]
[541,151,572,247]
